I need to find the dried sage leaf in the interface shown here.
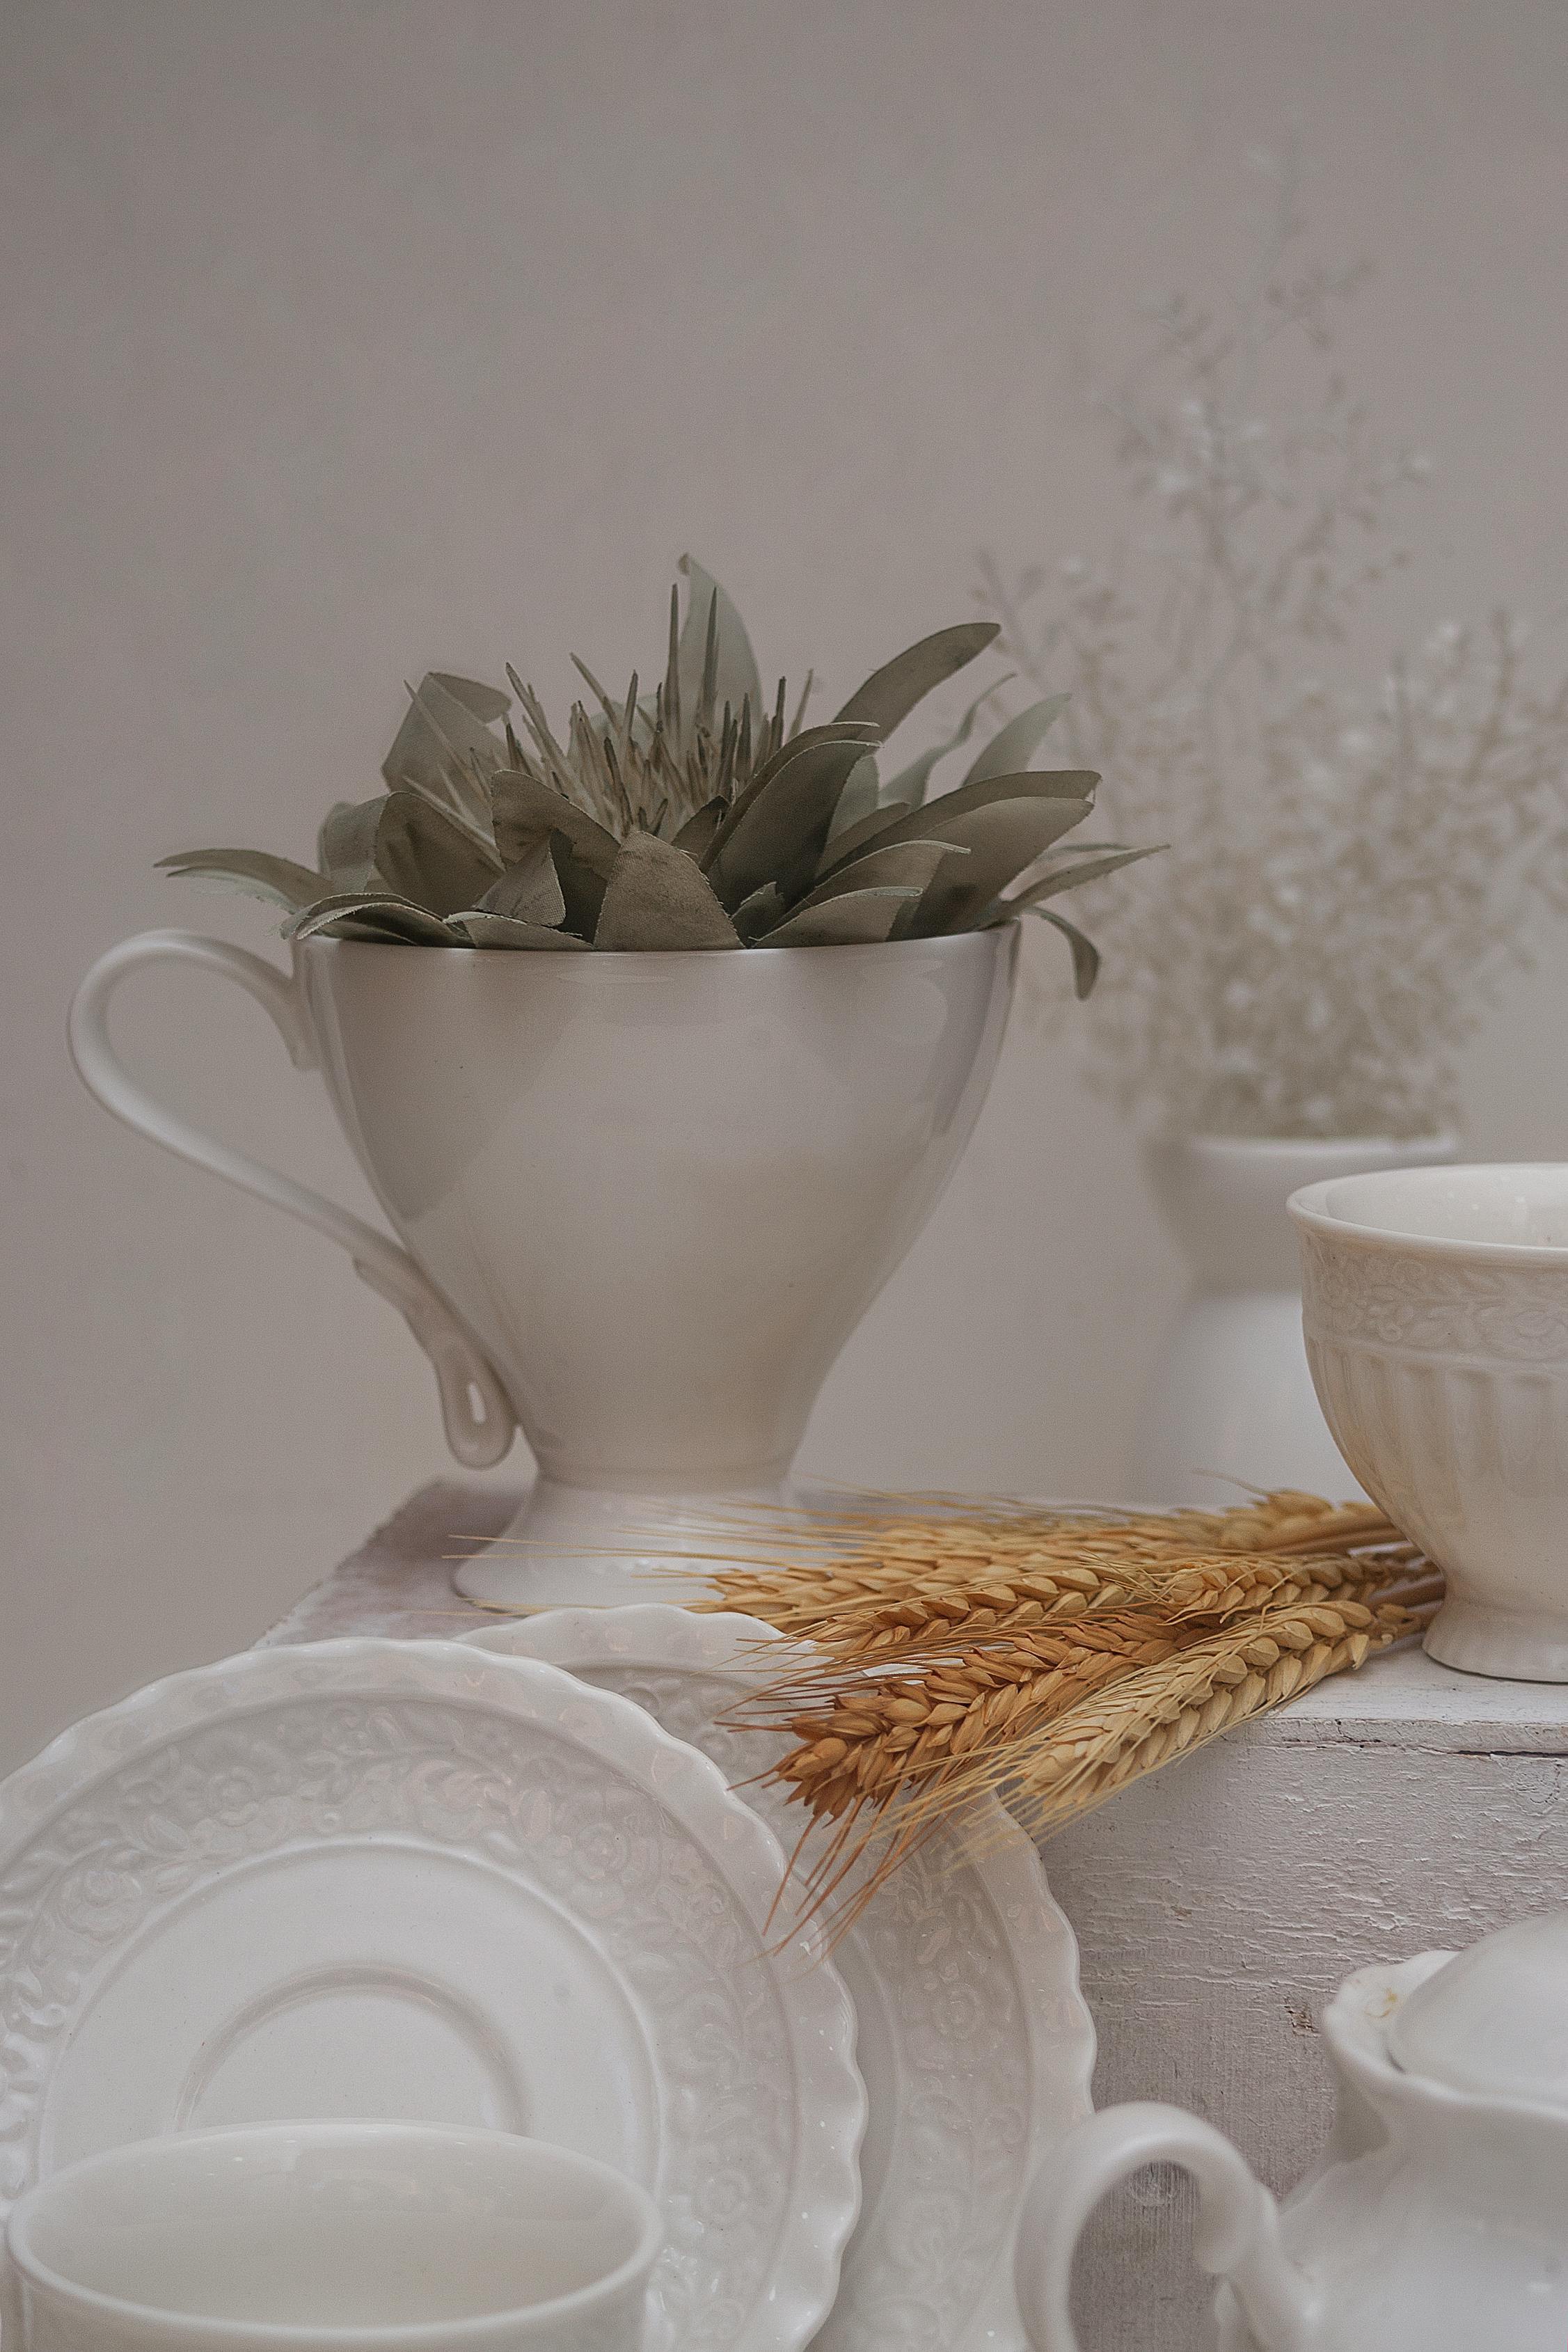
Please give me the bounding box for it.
[290,893,464,946]
[824,755,880,844]
[758,887,920,948]
[491,773,620,876]
[706,732,881,910]
[960,693,1070,787]
[594,832,741,951]
[834,621,999,734]
[816,800,910,875]
[450,912,591,950]
[901,798,1098,936]
[317,798,385,893]
[672,797,728,859]
[376,791,502,916]
[992,844,1164,919]
[156,848,328,914]
[733,883,786,942]
[548,836,610,939]
[883,683,1003,810]
[1028,905,1102,997]
[479,841,567,928]
[702,721,879,871]
[816,769,1099,886]
[784,837,965,919]
[431,672,511,725]
[382,671,508,802]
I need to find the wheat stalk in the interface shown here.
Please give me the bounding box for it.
[992,1589,1432,1837]
[702,1489,1409,1657]
[703,1486,1436,1932]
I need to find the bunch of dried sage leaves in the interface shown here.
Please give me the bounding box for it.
[161,559,1158,986]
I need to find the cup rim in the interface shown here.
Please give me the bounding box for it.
[5,2121,663,2348]
[1288,1162,1568,1266]
[294,925,1012,968]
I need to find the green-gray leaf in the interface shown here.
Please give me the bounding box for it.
[816,800,910,875]
[901,798,1098,936]
[834,621,1000,735]
[490,773,620,876]
[157,848,327,915]
[431,672,511,726]
[757,887,920,949]
[705,732,881,909]
[823,755,880,843]
[960,694,1070,787]
[290,893,464,946]
[702,721,879,869]
[733,883,786,942]
[992,844,1165,918]
[672,797,729,859]
[1029,906,1101,998]
[317,798,385,893]
[548,837,610,940]
[450,912,592,950]
[376,791,502,916]
[478,842,567,929]
[883,683,1001,811]
[676,557,763,741]
[593,832,742,951]
[817,770,1099,887]
[782,838,965,920]
[382,672,508,804]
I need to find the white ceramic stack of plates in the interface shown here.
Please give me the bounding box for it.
[0,1618,1095,2352]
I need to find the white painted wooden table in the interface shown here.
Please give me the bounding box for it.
[262,1483,1568,2352]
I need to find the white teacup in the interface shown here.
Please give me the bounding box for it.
[1,2122,661,2352]
[1291,1162,1568,1681]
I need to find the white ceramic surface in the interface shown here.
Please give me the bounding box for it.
[1292,1162,1568,1682]
[68,928,1015,1606]
[3,2122,661,2352]
[0,1639,865,2352]
[1015,1911,1568,2352]
[1132,1135,1457,1507]
[461,1604,1097,2352]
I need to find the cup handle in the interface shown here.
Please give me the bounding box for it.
[1014,2102,1320,2352]
[68,929,517,1470]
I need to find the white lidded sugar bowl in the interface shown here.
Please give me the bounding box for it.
[1016,1912,1568,2352]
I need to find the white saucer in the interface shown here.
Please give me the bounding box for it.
[463,1605,1097,2352]
[0,1639,865,2352]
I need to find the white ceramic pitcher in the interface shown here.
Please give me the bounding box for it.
[1016,1912,1568,2352]
[70,927,1015,1605]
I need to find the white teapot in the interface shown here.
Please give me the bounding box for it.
[1017,1913,1568,2351]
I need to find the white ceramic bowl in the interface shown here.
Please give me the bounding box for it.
[1290,1164,1568,1682]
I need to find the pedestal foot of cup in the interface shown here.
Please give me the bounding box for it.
[1423,1595,1568,1684]
[450,1475,807,1611]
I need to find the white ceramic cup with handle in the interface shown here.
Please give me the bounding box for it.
[1,2121,662,2352]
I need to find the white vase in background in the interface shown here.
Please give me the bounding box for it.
[1130,1133,1458,1507]
[70,927,1015,1607]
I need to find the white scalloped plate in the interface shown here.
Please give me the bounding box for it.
[0,1639,865,2352]
[462,1606,1097,2352]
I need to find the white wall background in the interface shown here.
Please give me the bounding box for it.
[4,0,1568,1772]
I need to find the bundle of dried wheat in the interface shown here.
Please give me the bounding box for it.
[699,1490,1438,1925]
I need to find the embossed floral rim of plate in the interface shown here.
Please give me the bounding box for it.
[0,1638,866,2352]
[461,1605,1098,2352]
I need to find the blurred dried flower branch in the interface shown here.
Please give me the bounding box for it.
[980,155,1568,1138]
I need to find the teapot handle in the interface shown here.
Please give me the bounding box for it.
[68,930,516,1469]
[1015,2103,1320,2352]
